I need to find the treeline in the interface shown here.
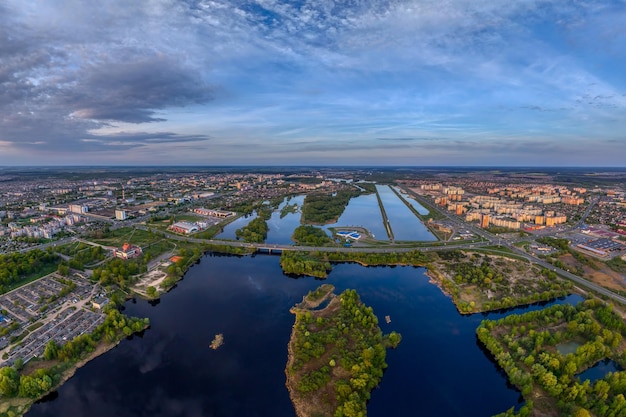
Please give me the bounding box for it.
[301,189,362,224]
[0,309,148,401]
[280,252,332,278]
[279,250,432,278]
[280,203,298,219]
[0,250,59,294]
[326,250,431,266]
[477,299,626,417]
[292,225,333,246]
[288,288,400,417]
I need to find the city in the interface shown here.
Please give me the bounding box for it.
[0,166,625,416]
[2,1,625,416]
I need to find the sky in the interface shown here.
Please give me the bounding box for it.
[1,0,625,166]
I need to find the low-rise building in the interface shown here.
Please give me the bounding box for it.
[113,242,142,259]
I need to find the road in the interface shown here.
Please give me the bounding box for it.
[405,190,626,306]
[14,194,626,307]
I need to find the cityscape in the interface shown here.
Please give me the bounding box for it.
[1,0,626,416]
[0,166,625,416]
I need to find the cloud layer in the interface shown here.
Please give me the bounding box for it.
[1,0,625,165]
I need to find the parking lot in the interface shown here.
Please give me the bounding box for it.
[0,273,104,366]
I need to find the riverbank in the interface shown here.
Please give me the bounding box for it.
[1,321,149,417]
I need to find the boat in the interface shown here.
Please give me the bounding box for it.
[385,315,391,323]
[210,333,224,350]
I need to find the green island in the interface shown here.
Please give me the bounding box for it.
[301,189,362,224]
[281,202,299,218]
[477,299,626,417]
[235,204,274,243]
[285,284,401,417]
[292,225,335,247]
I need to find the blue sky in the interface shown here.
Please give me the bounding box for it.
[1,0,625,166]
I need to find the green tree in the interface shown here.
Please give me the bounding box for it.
[0,367,19,396]
[146,286,158,298]
[43,340,59,360]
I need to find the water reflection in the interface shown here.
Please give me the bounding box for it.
[26,255,583,417]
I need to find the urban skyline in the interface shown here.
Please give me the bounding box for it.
[1,0,625,166]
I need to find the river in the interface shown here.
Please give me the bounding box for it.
[27,254,582,417]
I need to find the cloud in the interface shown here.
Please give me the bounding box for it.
[0,0,625,165]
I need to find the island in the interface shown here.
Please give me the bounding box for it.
[285,284,401,417]
[209,333,224,350]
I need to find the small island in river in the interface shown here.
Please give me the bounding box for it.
[286,284,401,417]
[209,333,224,350]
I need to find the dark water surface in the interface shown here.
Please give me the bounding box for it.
[577,358,624,384]
[27,255,581,417]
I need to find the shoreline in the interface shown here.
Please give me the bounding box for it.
[5,335,131,417]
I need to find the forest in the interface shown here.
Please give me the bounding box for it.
[477,299,626,417]
[286,286,400,417]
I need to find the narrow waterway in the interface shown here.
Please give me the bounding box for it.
[376,185,436,241]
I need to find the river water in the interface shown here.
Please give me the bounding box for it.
[375,185,436,242]
[27,254,582,417]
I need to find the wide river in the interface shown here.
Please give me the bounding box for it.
[27,254,581,417]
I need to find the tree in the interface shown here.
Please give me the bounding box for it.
[0,367,19,396]
[574,408,591,417]
[43,340,59,360]
[146,286,158,298]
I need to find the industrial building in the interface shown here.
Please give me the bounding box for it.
[169,221,199,234]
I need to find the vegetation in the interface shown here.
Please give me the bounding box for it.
[292,226,334,247]
[605,256,626,274]
[432,250,572,314]
[0,309,149,413]
[279,250,433,278]
[280,252,332,278]
[537,237,570,252]
[235,217,269,243]
[56,243,107,270]
[286,286,400,417]
[325,250,432,267]
[280,203,299,218]
[478,299,626,417]
[92,257,147,289]
[235,204,273,243]
[301,189,362,224]
[0,250,59,295]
